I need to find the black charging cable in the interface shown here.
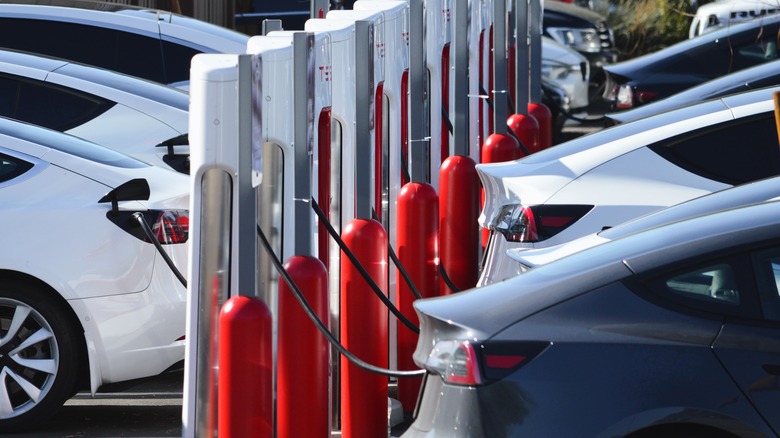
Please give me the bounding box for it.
[310,198,420,334]
[133,212,188,288]
[256,222,425,378]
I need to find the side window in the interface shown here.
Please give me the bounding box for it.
[0,153,33,183]
[752,247,780,321]
[649,115,780,185]
[642,254,761,319]
[0,74,115,131]
[161,40,202,85]
[0,18,166,84]
[665,263,740,305]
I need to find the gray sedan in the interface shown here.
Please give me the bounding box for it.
[403,198,780,437]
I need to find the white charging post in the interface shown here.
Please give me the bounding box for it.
[182,52,258,438]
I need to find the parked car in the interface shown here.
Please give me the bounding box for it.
[502,175,780,276]
[478,85,780,286]
[544,0,619,99]
[403,199,780,437]
[689,0,780,37]
[603,12,780,110]
[0,116,189,432]
[542,36,590,112]
[0,49,190,173]
[0,0,248,88]
[606,61,780,125]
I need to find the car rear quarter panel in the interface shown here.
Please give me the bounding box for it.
[479,282,774,437]
[0,164,156,300]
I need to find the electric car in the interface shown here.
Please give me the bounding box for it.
[404,199,780,437]
[603,12,780,110]
[0,116,189,432]
[0,49,190,174]
[607,59,780,125]
[499,176,780,276]
[0,0,248,88]
[542,36,591,112]
[478,85,780,286]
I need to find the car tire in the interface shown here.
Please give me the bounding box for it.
[0,279,80,433]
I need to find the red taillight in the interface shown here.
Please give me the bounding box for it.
[480,341,550,381]
[424,340,550,385]
[490,204,593,243]
[152,210,189,244]
[107,209,189,245]
[636,90,658,104]
[446,342,482,385]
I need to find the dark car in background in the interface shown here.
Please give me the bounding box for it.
[607,58,780,125]
[402,198,780,437]
[603,12,780,111]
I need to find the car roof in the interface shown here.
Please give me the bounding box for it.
[519,84,778,165]
[0,0,249,48]
[415,199,780,336]
[607,61,780,124]
[0,48,190,111]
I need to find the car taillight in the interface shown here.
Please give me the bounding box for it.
[636,90,658,104]
[151,210,189,244]
[107,209,189,245]
[425,340,550,385]
[490,204,593,243]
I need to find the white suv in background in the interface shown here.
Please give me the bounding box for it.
[689,0,780,37]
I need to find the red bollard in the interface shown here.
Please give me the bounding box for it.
[481,132,523,163]
[439,156,480,295]
[278,256,330,438]
[507,113,540,155]
[396,182,439,412]
[528,102,553,150]
[340,218,388,438]
[218,296,273,438]
[480,133,523,246]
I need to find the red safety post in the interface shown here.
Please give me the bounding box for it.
[439,156,479,295]
[340,218,389,438]
[218,296,273,438]
[396,182,439,413]
[507,113,540,155]
[528,101,553,150]
[278,256,330,438]
[480,133,523,246]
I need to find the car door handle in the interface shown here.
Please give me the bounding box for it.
[761,364,780,376]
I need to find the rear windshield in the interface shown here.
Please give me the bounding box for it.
[0,117,146,168]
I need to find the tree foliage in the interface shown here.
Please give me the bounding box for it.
[595,0,715,58]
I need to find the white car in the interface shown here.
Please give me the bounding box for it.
[689,0,780,37]
[0,0,249,88]
[504,175,780,273]
[478,85,780,285]
[0,116,189,432]
[0,49,190,173]
[542,36,591,112]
